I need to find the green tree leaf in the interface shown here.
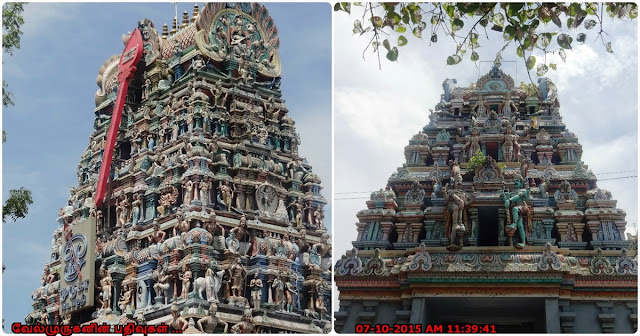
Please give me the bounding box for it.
[341,2,351,14]
[493,12,505,27]
[471,51,479,61]
[395,25,406,33]
[353,20,364,35]
[2,188,33,223]
[557,34,573,49]
[413,26,423,38]
[398,35,408,47]
[386,46,399,62]
[526,55,536,70]
[559,49,567,62]
[584,19,597,29]
[549,63,557,70]
[371,16,383,28]
[577,33,586,43]
[430,33,438,42]
[382,38,391,51]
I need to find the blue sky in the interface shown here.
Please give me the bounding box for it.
[1,2,331,327]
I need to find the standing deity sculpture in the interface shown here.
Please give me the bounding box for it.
[285,280,298,312]
[183,180,194,205]
[442,78,457,102]
[152,264,171,304]
[502,126,520,162]
[463,128,482,162]
[230,216,249,242]
[443,184,475,246]
[250,278,263,309]
[472,96,487,118]
[314,207,324,230]
[502,93,518,118]
[229,258,246,297]
[99,267,113,310]
[272,272,286,311]
[131,193,142,226]
[199,180,211,205]
[116,196,131,227]
[218,181,234,211]
[180,264,192,300]
[502,186,532,249]
[288,197,304,228]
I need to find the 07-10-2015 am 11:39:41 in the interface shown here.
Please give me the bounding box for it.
[354,323,498,333]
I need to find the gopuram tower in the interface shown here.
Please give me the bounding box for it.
[335,65,637,333]
[27,3,331,333]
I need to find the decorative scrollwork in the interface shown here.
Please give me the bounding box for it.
[63,233,88,282]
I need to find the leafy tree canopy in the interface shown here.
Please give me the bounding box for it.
[2,2,32,224]
[336,2,637,80]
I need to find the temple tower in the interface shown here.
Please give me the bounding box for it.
[28,3,331,333]
[335,65,637,333]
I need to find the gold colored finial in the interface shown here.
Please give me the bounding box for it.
[170,17,177,35]
[181,10,189,28]
[192,4,199,23]
[162,23,168,39]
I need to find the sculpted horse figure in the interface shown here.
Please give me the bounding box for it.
[193,268,224,302]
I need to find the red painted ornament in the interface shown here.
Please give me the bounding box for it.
[94,29,144,208]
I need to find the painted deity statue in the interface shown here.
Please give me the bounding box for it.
[472,96,487,118]
[502,186,532,249]
[169,303,188,332]
[443,183,475,245]
[131,193,142,226]
[464,128,482,162]
[180,264,192,300]
[250,278,263,309]
[272,272,286,311]
[230,258,246,297]
[502,94,518,118]
[502,126,520,162]
[197,303,228,333]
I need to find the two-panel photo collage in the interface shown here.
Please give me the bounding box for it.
[1,2,638,335]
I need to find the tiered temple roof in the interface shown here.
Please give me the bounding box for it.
[28,3,331,333]
[335,64,637,333]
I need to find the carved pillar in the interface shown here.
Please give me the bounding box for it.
[380,221,394,242]
[614,221,628,241]
[356,222,366,241]
[573,223,585,242]
[587,220,600,241]
[235,185,246,210]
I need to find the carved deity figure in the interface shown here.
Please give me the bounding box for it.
[180,264,192,300]
[99,267,113,310]
[443,184,475,245]
[118,283,134,313]
[169,303,188,332]
[152,265,171,304]
[502,126,520,162]
[313,207,324,230]
[250,278,263,310]
[229,216,248,243]
[131,193,142,226]
[288,198,304,229]
[272,272,286,311]
[116,196,131,227]
[197,303,228,333]
[502,94,518,118]
[230,258,246,297]
[183,180,194,205]
[218,181,234,211]
[285,280,298,312]
[502,186,532,249]
[472,96,487,118]
[442,78,457,102]
[464,128,482,162]
[199,180,210,205]
[148,221,166,244]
